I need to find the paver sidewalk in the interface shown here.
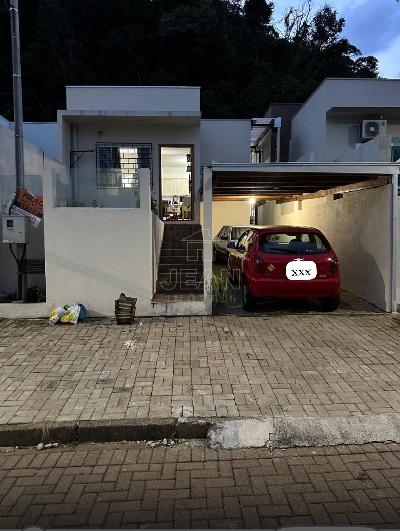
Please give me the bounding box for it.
[0,313,400,424]
[0,441,400,528]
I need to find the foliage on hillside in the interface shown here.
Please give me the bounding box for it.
[0,0,378,120]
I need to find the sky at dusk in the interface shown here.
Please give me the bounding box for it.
[273,0,400,78]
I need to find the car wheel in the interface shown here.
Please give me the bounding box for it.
[320,296,340,312]
[242,278,256,311]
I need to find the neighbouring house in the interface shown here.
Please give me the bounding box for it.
[289,78,400,163]
[0,117,63,305]
[0,115,59,160]
[253,78,400,311]
[1,79,400,317]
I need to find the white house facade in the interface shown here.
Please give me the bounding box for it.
[0,79,400,318]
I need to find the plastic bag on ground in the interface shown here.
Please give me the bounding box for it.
[49,306,67,325]
[77,303,87,322]
[60,303,81,325]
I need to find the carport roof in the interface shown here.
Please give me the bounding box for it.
[210,162,399,198]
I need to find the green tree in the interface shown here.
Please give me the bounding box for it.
[243,0,273,27]
[0,0,378,121]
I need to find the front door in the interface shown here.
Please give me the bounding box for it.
[160,145,193,222]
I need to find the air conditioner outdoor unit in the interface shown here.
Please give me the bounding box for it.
[361,119,387,140]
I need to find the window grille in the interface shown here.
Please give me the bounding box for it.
[96,143,152,189]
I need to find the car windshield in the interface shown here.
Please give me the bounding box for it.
[231,227,248,240]
[259,232,330,255]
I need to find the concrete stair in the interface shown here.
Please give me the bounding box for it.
[155,224,203,294]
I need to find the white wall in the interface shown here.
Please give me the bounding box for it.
[0,117,60,161]
[390,124,400,140]
[291,78,400,162]
[200,120,251,165]
[43,169,207,317]
[44,169,154,316]
[258,185,392,311]
[202,167,213,315]
[397,197,400,307]
[326,117,360,161]
[326,118,397,162]
[59,118,201,220]
[66,86,200,113]
[200,200,251,237]
[23,123,60,161]
[59,117,252,221]
[212,201,252,237]
[152,214,164,293]
[334,135,392,163]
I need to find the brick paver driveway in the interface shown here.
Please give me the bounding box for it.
[0,441,400,528]
[1,312,400,424]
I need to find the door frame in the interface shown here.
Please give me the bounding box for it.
[159,144,195,222]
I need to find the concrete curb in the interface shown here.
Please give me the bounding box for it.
[272,414,400,448]
[209,414,400,449]
[0,417,213,448]
[1,413,400,448]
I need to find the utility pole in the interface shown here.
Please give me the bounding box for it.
[9,0,26,301]
[9,0,24,191]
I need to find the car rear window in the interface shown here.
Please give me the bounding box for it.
[259,232,330,255]
[231,227,248,240]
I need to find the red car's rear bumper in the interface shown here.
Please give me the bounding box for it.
[247,276,340,299]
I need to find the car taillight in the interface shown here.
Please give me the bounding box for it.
[328,256,339,275]
[255,255,266,274]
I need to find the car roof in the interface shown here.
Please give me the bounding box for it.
[251,225,322,233]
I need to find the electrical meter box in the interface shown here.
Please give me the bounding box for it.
[2,215,29,244]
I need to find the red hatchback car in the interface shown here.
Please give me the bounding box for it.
[227,226,340,311]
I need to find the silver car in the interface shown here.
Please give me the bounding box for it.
[213,225,253,262]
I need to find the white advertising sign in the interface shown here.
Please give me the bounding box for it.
[286,260,317,280]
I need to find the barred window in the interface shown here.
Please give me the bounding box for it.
[96,143,152,189]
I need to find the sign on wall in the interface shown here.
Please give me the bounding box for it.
[7,188,43,228]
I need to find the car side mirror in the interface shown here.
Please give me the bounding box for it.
[227,240,236,249]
